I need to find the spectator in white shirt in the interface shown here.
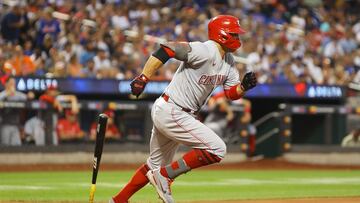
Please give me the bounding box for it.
[94,48,111,70]
[112,7,130,30]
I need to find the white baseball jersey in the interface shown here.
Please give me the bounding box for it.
[147,40,240,170]
[164,40,240,112]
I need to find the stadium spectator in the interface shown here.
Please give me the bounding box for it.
[82,58,97,78]
[111,7,131,30]
[86,0,103,19]
[79,41,96,66]
[33,58,47,76]
[67,54,84,78]
[93,48,112,78]
[59,42,73,63]
[0,4,24,44]
[89,109,121,141]
[0,76,27,146]
[339,30,357,54]
[40,34,56,60]
[0,0,359,84]
[23,40,34,56]
[35,7,61,47]
[56,109,85,143]
[3,45,35,76]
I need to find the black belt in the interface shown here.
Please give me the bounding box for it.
[161,93,198,114]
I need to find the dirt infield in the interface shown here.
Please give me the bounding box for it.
[194,197,360,203]
[2,197,360,203]
[1,159,360,172]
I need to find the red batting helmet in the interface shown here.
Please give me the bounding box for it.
[208,15,246,52]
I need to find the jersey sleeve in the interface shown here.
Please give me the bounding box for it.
[187,42,210,68]
[223,65,240,90]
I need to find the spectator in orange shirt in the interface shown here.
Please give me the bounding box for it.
[3,45,35,76]
[89,109,121,141]
[56,109,85,143]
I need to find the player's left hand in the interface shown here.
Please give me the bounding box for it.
[241,72,257,91]
[130,74,149,97]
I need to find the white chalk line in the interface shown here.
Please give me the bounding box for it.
[0,185,53,190]
[1,177,360,191]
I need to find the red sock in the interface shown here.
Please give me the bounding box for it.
[113,164,149,203]
[160,149,221,179]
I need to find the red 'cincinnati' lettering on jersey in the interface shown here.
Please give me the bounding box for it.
[198,75,226,85]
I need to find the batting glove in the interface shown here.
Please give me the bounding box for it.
[241,72,257,91]
[130,74,149,97]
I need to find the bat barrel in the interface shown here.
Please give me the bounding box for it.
[89,114,108,202]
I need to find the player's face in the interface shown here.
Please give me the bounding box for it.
[225,33,242,52]
[230,33,240,40]
[230,33,243,44]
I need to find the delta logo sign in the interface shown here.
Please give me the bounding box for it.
[294,83,343,98]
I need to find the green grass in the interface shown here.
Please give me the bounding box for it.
[1,170,360,202]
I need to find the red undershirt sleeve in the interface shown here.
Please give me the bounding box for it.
[224,84,242,100]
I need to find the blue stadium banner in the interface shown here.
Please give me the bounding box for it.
[8,77,346,100]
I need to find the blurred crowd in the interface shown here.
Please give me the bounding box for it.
[0,0,360,85]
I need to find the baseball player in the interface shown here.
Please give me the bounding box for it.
[110,15,257,203]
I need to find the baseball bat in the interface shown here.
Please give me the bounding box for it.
[89,113,108,203]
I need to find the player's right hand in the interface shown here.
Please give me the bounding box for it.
[130,74,149,97]
[241,72,257,91]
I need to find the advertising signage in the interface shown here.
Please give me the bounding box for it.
[9,77,345,100]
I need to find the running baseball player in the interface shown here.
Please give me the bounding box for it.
[110,15,257,203]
